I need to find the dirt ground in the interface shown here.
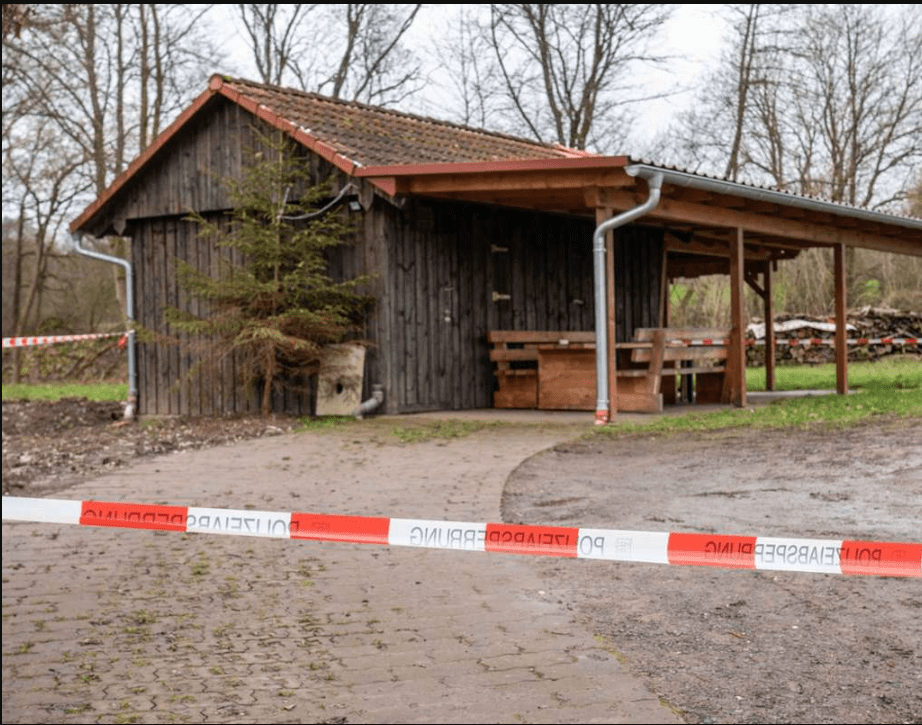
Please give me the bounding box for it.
[1,399,300,498]
[504,420,922,724]
[3,399,921,723]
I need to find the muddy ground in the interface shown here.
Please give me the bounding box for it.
[2,398,921,723]
[504,420,922,724]
[2,399,300,498]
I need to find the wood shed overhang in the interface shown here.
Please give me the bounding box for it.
[356,159,922,260]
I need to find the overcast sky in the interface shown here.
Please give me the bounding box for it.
[208,4,728,152]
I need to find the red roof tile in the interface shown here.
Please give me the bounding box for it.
[217,75,589,168]
[71,75,598,233]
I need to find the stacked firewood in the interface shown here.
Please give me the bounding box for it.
[746,307,921,366]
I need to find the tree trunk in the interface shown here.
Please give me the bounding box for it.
[262,344,277,417]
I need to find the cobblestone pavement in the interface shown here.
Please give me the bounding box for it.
[2,423,679,724]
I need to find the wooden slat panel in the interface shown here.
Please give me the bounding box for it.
[456,208,473,410]
[165,217,180,415]
[404,214,417,407]
[488,331,596,344]
[489,348,541,362]
[510,222,525,331]
[137,227,155,416]
[634,327,730,341]
[154,219,170,415]
[416,207,430,406]
[440,207,456,408]
[631,346,728,363]
[472,209,491,409]
[494,378,538,409]
[537,348,595,410]
[186,220,201,417]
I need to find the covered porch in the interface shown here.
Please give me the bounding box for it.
[359,157,921,422]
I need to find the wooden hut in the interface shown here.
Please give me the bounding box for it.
[71,75,922,420]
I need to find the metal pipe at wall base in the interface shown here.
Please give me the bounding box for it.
[354,384,384,419]
[592,172,663,424]
[71,234,137,420]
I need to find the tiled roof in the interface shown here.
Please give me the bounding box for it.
[70,75,595,234]
[219,76,589,167]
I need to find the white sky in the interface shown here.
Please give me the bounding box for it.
[206,4,729,151]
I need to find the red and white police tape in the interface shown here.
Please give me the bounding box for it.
[2,331,131,348]
[3,496,919,578]
[670,337,919,348]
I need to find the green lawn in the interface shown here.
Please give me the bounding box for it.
[595,355,922,437]
[746,356,922,392]
[4,356,919,436]
[2,381,128,402]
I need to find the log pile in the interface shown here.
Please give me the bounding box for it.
[746,307,921,366]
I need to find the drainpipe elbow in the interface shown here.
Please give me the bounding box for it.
[354,384,384,420]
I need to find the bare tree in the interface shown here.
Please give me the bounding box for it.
[322,4,422,104]
[2,121,89,381]
[470,4,672,151]
[234,3,423,105]
[669,4,795,181]
[672,4,922,211]
[1,4,31,39]
[4,4,220,195]
[665,5,922,323]
[908,171,922,218]
[795,5,922,209]
[431,6,499,128]
[236,4,314,87]
[2,4,222,368]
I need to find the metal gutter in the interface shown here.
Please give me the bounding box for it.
[625,163,922,233]
[71,234,137,419]
[592,172,664,424]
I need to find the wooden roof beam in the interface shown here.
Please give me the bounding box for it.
[591,187,921,255]
[393,168,636,196]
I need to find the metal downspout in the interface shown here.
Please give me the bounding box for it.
[592,172,664,424]
[354,383,385,419]
[71,234,137,420]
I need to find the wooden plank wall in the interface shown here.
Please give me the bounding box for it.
[613,225,665,345]
[132,213,325,417]
[380,198,664,413]
[131,197,661,417]
[124,98,364,417]
[119,96,663,416]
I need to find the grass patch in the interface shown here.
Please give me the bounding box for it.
[746,355,922,392]
[297,415,357,432]
[2,381,127,401]
[597,383,920,439]
[389,419,498,444]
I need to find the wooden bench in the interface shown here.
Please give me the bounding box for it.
[616,327,730,413]
[488,327,730,413]
[487,331,595,409]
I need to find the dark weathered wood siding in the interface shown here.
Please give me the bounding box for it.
[111,96,663,416]
[117,95,369,417]
[375,198,664,414]
[90,96,348,234]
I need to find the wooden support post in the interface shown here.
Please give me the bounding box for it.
[726,227,747,407]
[764,261,775,392]
[835,243,848,395]
[598,206,617,420]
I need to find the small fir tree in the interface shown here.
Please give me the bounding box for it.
[166,133,371,416]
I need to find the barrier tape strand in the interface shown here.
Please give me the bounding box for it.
[3,497,918,578]
[2,331,132,348]
[667,337,919,348]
